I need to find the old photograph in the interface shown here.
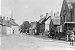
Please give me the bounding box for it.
[0,0,75,50]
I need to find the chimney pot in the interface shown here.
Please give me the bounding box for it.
[0,16,2,23]
[40,15,43,19]
[7,17,8,20]
[46,13,48,18]
[46,13,48,16]
[0,16,2,19]
[13,19,15,22]
[3,16,5,20]
[10,18,12,21]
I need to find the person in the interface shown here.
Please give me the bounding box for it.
[13,29,14,34]
[70,30,75,46]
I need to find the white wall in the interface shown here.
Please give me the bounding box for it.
[45,24,49,31]
[6,27,11,35]
[11,26,19,34]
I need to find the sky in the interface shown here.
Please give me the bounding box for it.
[0,0,1,15]
[1,0,73,25]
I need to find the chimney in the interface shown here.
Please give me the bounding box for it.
[46,13,48,16]
[3,16,5,20]
[0,16,2,24]
[46,13,48,18]
[10,18,12,21]
[40,15,43,19]
[2,16,6,25]
[7,17,8,20]
[0,16,2,19]
[12,19,15,22]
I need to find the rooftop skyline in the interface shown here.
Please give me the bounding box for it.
[1,0,74,25]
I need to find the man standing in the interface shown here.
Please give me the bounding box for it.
[70,30,75,46]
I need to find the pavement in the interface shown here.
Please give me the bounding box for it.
[0,34,75,50]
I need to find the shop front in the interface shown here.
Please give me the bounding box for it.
[64,22,75,41]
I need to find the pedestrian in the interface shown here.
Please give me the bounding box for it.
[70,30,75,46]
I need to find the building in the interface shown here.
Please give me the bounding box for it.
[0,16,19,36]
[0,16,2,36]
[29,0,75,36]
[44,0,75,39]
[37,13,51,35]
[29,21,37,35]
[10,18,19,34]
[60,0,75,33]
[29,13,51,35]
[49,0,75,33]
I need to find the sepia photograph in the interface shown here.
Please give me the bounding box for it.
[0,0,75,50]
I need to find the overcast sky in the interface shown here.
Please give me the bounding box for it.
[1,0,73,25]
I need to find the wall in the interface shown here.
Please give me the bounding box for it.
[11,26,19,34]
[2,26,7,36]
[39,23,45,33]
[6,27,11,35]
[72,3,75,22]
[0,25,2,36]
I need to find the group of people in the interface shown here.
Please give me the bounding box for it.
[68,30,75,46]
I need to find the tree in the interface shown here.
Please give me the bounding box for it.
[20,21,31,33]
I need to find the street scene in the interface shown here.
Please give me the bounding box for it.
[1,34,75,50]
[1,0,75,50]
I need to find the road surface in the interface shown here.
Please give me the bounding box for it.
[1,34,75,50]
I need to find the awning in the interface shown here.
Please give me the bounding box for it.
[64,22,75,24]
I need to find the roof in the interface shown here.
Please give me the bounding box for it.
[53,18,60,25]
[2,18,18,27]
[38,15,51,24]
[55,0,75,16]
[3,19,7,26]
[67,0,75,3]
[10,20,18,26]
[67,0,75,9]
[6,20,11,27]
[3,20,12,27]
[38,16,47,23]
[60,0,75,13]
[0,16,18,26]
[38,0,71,24]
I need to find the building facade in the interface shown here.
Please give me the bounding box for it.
[0,16,19,36]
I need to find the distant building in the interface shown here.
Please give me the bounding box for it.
[29,13,51,35]
[30,0,75,35]
[0,16,2,36]
[0,16,19,36]
[29,21,37,35]
[48,0,75,33]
